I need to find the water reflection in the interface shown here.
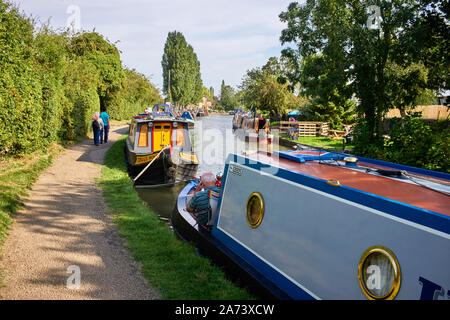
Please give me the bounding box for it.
[136,115,287,220]
[136,183,187,220]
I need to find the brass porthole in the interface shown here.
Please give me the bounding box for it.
[246,192,264,229]
[358,246,401,300]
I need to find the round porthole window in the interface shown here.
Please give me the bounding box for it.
[246,192,264,229]
[358,246,401,300]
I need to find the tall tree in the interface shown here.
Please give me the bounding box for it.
[161,31,203,106]
[220,80,239,111]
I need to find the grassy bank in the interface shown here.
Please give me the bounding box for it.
[0,143,63,247]
[98,136,254,299]
[285,136,349,151]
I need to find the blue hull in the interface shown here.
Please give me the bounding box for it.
[175,151,450,300]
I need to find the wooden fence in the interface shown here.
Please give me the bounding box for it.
[385,105,449,120]
[273,121,329,137]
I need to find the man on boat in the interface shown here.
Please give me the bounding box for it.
[186,172,220,215]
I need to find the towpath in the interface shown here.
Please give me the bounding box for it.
[0,125,159,300]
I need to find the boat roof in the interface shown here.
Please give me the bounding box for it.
[132,114,194,125]
[247,151,450,216]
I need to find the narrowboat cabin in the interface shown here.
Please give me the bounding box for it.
[172,147,450,300]
[125,104,198,186]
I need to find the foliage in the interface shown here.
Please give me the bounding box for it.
[0,1,44,156]
[394,0,449,92]
[298,54,355,128]
[0,0,161,156]
[239,57,306,117]
[353,114,449,172]
[279,0,448,140]
[219,80,240,111]
[70,32,124,111]
[111,69,162,120]
[161,31,203,106]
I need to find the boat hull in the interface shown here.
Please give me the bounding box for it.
[173,149,450,300]
[125,145,198,186]
[171,181,290,299]
[211,153,450,300]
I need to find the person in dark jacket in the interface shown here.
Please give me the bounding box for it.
[90,112,104,146]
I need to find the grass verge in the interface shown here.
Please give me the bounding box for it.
[287,136,351,151]
[0,143,63,248]
[97,136,254,299]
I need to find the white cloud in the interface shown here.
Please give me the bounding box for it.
[13,0,299,94]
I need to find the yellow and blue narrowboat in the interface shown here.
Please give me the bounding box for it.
[125,104,198,186]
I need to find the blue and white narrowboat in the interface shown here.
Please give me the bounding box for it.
[172,147,450,299]
[125,104,198,186]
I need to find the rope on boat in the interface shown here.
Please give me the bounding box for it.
[133,145,170,183]
[317,159,450,196]
[400,171,450,196]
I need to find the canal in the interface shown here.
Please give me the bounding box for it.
[135,114,288,221]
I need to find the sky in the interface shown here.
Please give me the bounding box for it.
[13,0,299,97]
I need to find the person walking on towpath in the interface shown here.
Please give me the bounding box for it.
[100,107,110,143]
[90,112,104,146]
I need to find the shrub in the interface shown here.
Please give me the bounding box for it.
[0,0,162,156]
[353,113,449,173]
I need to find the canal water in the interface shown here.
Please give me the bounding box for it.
[136,115,288,220]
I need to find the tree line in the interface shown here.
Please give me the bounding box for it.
[0,1,162,157]
[278,0,448,172]
[215,0,448,172]
[279,0,447,138]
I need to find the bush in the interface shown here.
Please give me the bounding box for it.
[353,113,449,173]
[0,0,162,156]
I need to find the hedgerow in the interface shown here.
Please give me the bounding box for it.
[0,0,162,157]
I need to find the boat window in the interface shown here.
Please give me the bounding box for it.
[176,124,185,146]
[187,127,194,148]
[129,122,137,146]
[137,123,149,147]
[246,192,264,229]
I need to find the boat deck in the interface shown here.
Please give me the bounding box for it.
[248,152,450,216]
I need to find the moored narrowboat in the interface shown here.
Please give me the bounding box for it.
[232,112,273,143]
[172,147,450,299]
[125,104,198,186]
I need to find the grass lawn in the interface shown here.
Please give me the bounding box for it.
[97,136,254,300]
[288,136,351,152]
[0,143,63,248]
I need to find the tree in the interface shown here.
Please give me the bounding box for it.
[239,57,306,117]
[70,32,124,111]
[161,31,203,106]
[279,0,448,139]
[220,80,239,111]
[298,54,355,128]
[395,0,449,92]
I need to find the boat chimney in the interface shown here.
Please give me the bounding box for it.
[344,156,358,167]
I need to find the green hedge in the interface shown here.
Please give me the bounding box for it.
[353,114,449,173]
[0,1,162,157]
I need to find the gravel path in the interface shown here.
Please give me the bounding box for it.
[0,126,160,300]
